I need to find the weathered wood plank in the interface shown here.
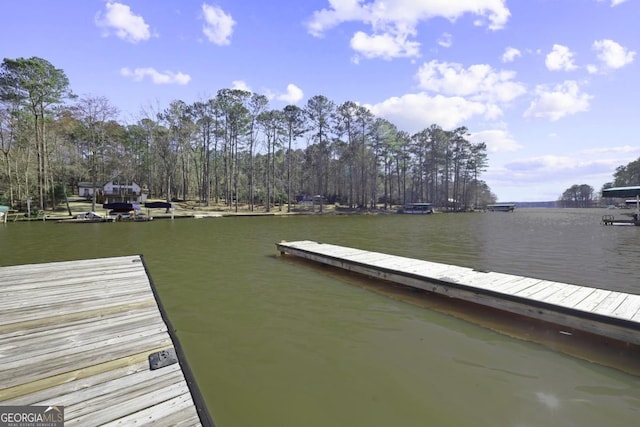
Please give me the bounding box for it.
[0,279,153,311]
[457,271,524,291]
[0,300,158,335]
[348,252,398,264]
[0,311,166,363]
[512,280,555,298]
[0,257,143,283]
[613,295,640,320]
[67,382,195,425]
[525,281,566,301]
[573,289,612,312]
[62,365,186,421]
[593,292,628,316]
[0,360,151,406]
[0,304,160,340]
[0,346,171,402]
[493,277,543,294]
[0,292,155,326]
[1,330,172,388]
[0,268,148,291]
[558,287,596,309]
[96,392,200,426]
[540,283,583,305]
[396,265,449,281]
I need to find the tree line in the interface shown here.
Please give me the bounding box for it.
[558,184,595,208]
[609,158,640,188]
[0,56,496,213]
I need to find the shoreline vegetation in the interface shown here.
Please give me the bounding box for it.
[10,197,407,221]
[6,199,634,222]
[6,199,632,222]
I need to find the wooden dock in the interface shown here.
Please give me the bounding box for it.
[0,255,213,426]
[276,240,640,346]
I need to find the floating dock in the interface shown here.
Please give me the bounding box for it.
[276,240,640,346]
[0,255,213,426]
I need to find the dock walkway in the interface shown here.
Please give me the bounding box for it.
[0,255,213,426]
[277,240,640,346]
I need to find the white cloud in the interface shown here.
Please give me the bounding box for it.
[586,64,599,74]
[501,47,521,63]
[231,80,252,91]
[523,80,592,121]
[95,2,151,43]
[589,39,636,72]
[580,145,640,155]
[485,144,636,200]
[307,1,510,60]
[364,93,488,132]
[484,154,617,200]
[501,155,620,183]
[350,31,421,60]
[202,3,235,45]
[505,156,580,177]
[226,82,303,103]
[597,0,629,6]
[307,0,510,36]
[486,141,640,201]
[416,60,527,104]
[469,129,522,153]
[437,33,453,48]
[545,44,577,71]
[277,84,304,104]
[120,67,191,85]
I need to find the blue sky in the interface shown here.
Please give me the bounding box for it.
[1,0,638,202]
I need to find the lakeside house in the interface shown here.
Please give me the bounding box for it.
[78,179,148,204]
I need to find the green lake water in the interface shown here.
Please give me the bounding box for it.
[1,209,639,426]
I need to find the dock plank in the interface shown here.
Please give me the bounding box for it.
[97,391,199,427]
[0,256,212,426]
[67,381,193,425]
[0,267,148,290]
[593,292,628,316]
[526,281,566,301]
[404,263,462,279]
[63,366,186,422]
[539,283,583,304]
[493,277,543,294]
[2,323,171,389]
[512,280,554,298]
[0,279,152,311]
[0,292,156,326]
[573,289,612,312]
[458,271,525,291]
[559,287,597,309]
[614,295,640,320]
[0,309,166,362]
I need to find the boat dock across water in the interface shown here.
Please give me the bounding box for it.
[276,241,640,348]
[487,203,515,212]
[396,202,434,214]
[601,186,640,226]
[0,255,213,426]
